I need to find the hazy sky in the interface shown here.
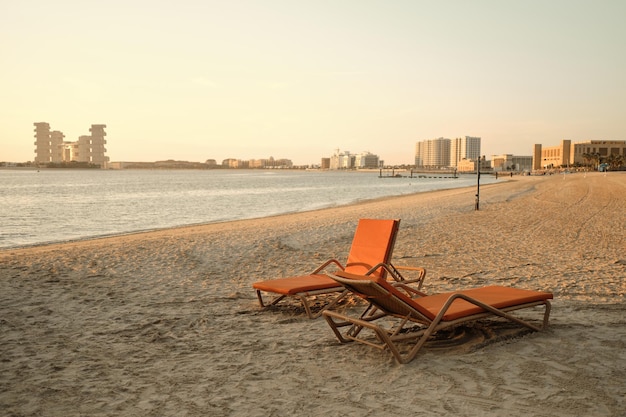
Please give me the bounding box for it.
[1,0,625,165]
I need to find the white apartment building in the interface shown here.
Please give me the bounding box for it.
[329,151,354,169]
[451,136,481,167]
[416,136,481,168]
[415,137,451,168]
[354,151,380,168]
[329,150,379,169]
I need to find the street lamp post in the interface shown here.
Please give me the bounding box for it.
[475,159,481,211]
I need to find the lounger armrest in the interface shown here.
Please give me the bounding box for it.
[392,282,428,298]
[366,263,427,290]
[311,258,345,274]
[430,292,546,332]
[366,262,402,279]
[393,265,426,288]
[393,265,426,278]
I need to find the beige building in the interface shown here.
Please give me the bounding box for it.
[34,123,63,162]
[533,140,626,170]
[88,125,108,166]
[491,154,533,172]
[457,156,490,173]
[33,122,109,168]
[533,140,572,170]
[247,157,293,168]
[571,140,626,165]
[222,158,241,168]
[457,158,478,172]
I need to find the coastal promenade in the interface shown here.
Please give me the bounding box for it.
[1,172,624,416]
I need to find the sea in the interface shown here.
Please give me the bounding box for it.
[0,169,494,249]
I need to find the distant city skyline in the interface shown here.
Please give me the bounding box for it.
[16,124,625,169]
[2,1,625,165]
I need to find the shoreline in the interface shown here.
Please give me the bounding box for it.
[1,172,624,416]
[0,177,506,255]
[1,169,497,251]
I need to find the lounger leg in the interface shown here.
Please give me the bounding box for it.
[256,292,317,319]
[323,311,353,343]
[256,290,286,308]
[298,295,315,319]
[305,289,350,320]
[322,303,382,340]
[372,327,424,365]
[324,309,429,364]
[542,300,552,329]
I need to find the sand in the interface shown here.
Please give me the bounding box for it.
[1,172,625,416]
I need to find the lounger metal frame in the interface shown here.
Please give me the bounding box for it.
[323,275,552,364]
[256,262,426,319]
[253,218,427,319]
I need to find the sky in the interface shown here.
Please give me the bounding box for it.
[1,0,625,166]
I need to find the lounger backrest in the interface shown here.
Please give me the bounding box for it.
[344,219,400,279]
[330,271,426,319]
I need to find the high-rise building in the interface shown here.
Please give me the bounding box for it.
[330,150,353,169]
[88,124,109,167]
[33,122,52,163]
[32,122,109,168]
[50,131,65,162]
[328,149,379,169]
[416,136,481,168]
[355,151,380,168]
[451,136,481,167]
[415,138,451,168]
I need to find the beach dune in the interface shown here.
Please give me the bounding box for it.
[1,172,625,416]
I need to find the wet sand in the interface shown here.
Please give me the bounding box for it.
[1,172,625,416]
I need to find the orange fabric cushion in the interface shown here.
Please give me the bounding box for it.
[335,272,552,322]
[252,219,399,295]
[412,286,553,321]
[252,274,342,295]
[344,219,398,277]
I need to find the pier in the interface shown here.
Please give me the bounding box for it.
[378,168,458,179]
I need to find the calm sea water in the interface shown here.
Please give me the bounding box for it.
[0,169,493,249]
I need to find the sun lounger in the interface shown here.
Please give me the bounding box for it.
[322,271,553,363]
[252,218,426,318]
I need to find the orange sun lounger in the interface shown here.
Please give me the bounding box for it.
[322,271,553,363]
[252,219,426,319]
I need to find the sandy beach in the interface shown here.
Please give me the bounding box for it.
[1,172,625,416]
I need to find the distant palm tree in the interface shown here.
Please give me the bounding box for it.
[591,153,601,170]
[607,153,625,170]
[582,152,602,170]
